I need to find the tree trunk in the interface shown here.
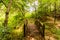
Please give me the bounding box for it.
[24,19,28,37]
[4,0,12,27]
[54,0,57,24]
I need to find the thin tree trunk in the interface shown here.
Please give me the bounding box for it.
[4,0,12,27]
[40,0,45,40]
[54,0,57,24]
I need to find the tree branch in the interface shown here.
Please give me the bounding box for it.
[1,0,7,8]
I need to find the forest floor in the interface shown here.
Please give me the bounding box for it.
[45,16,60,40]
[28,16,60,40]
[46,16,60,29]
[12,16,60,40]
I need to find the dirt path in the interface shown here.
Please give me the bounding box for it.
[12,17,60,40]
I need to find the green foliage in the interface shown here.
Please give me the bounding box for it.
[0,0,60,40]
